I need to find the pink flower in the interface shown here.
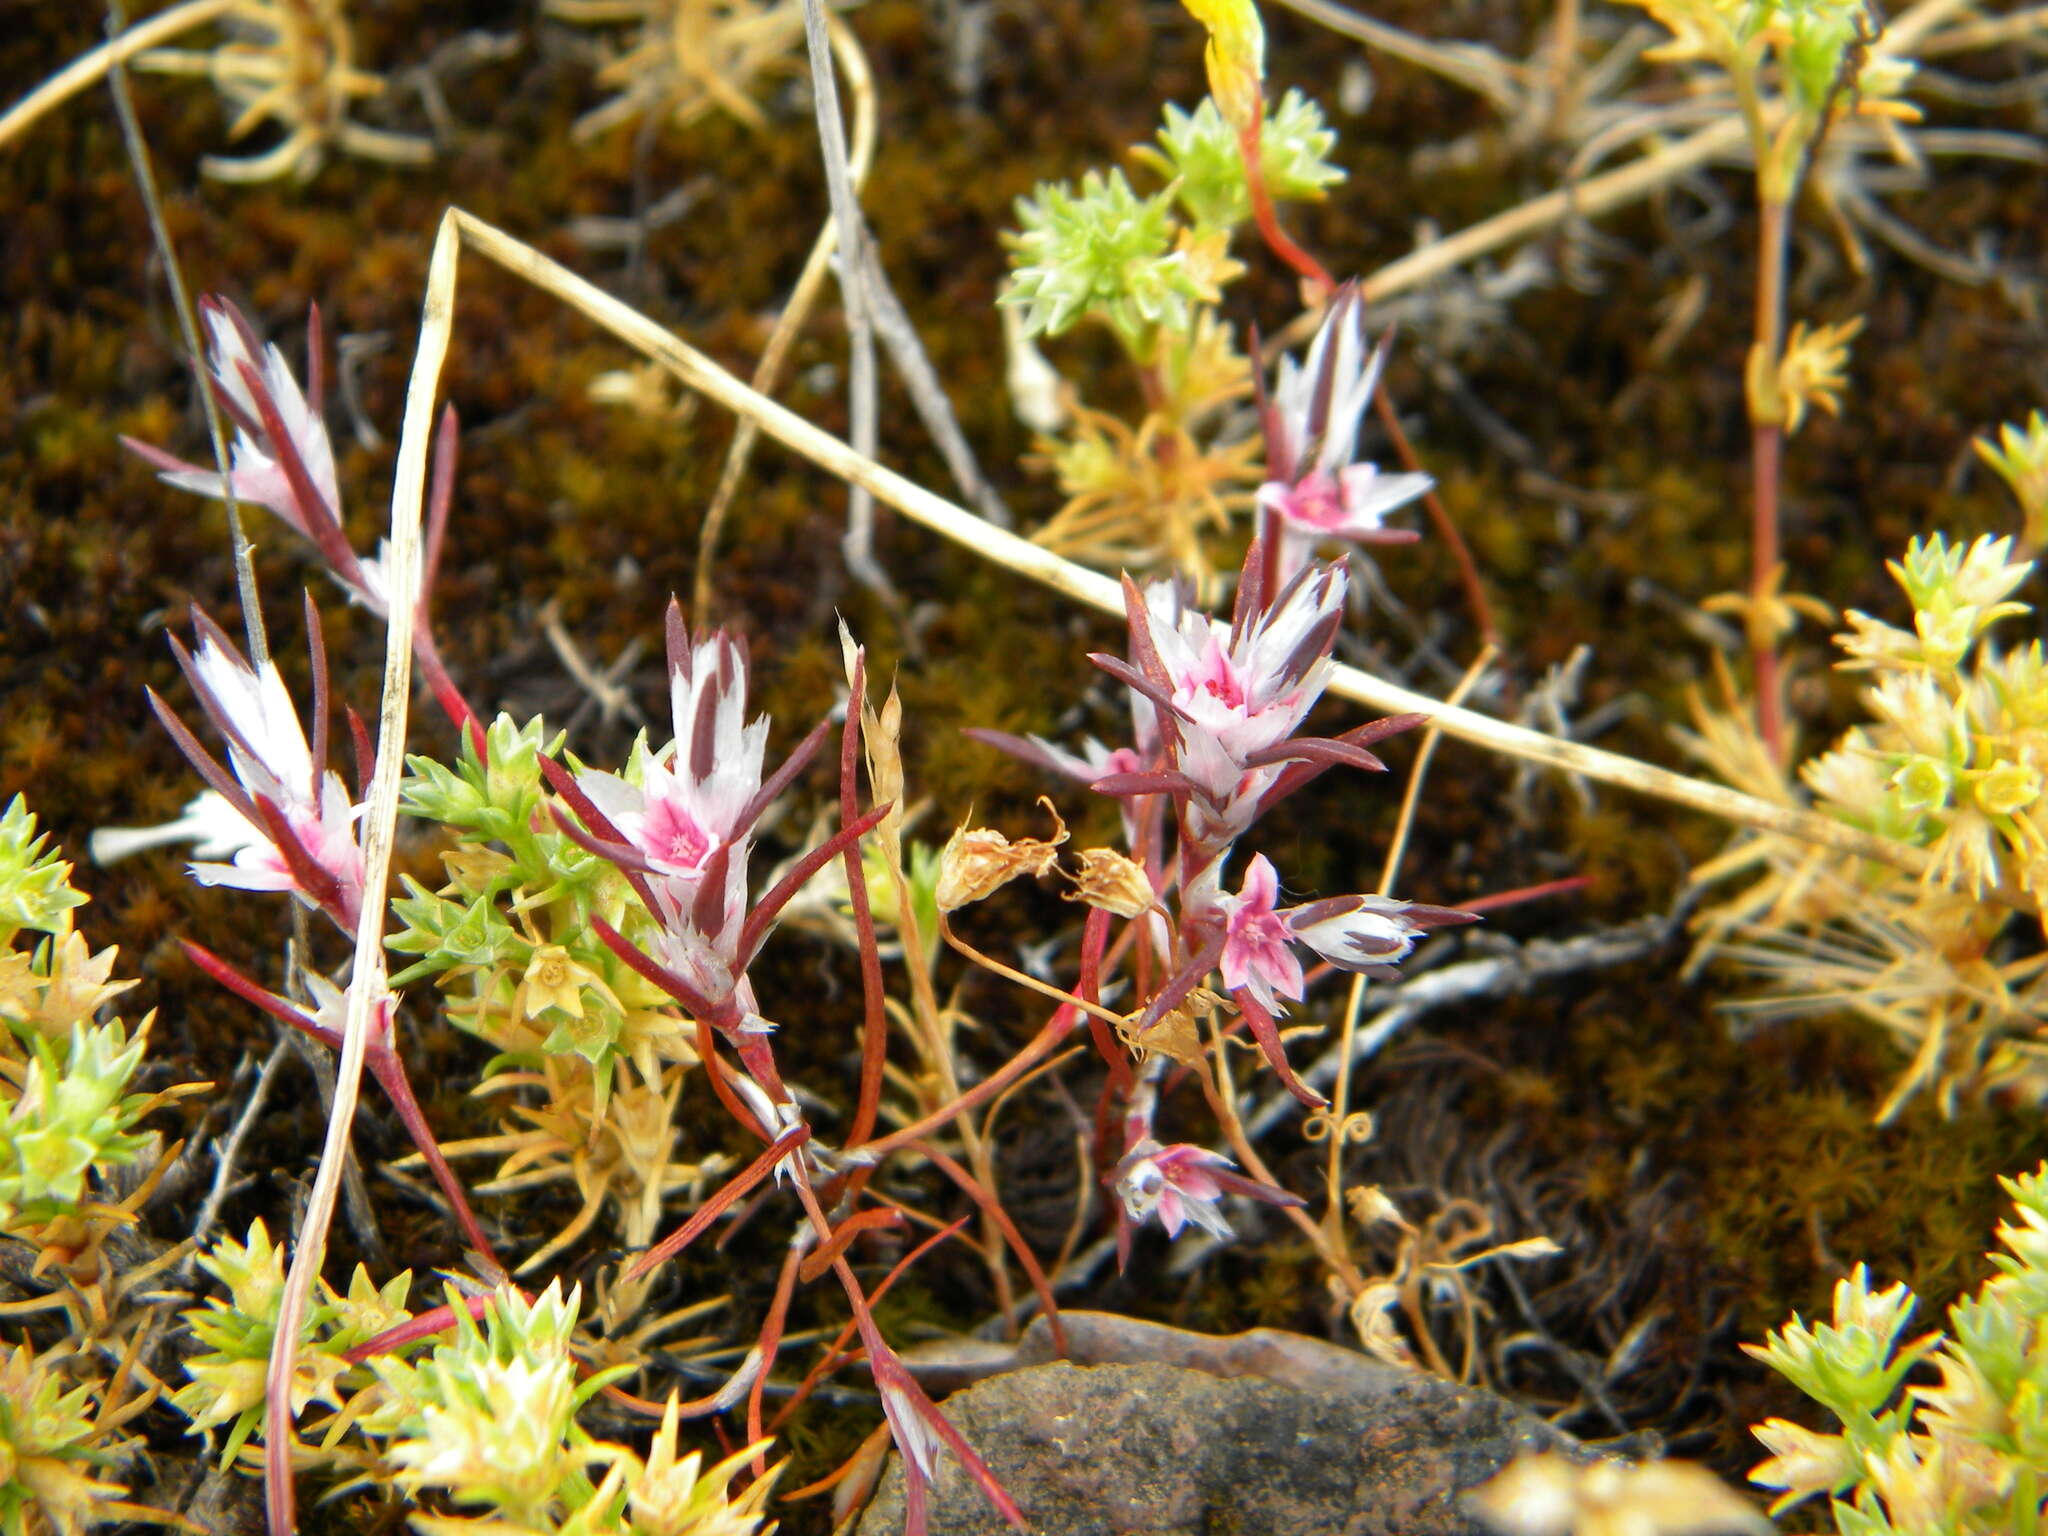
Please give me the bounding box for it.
[576,630,767,939]
[1198,853,1477,1017]
[1258,464,1430,541]
[1114,1140,1238,1240]
[554,615,823,1028]
[1286,893,1439,974]
[1258,283,1432,577]
[1146,569,1337,768]
[1212,853,1304,1014]
[189,779,362,902]
[123,298,393,615]
[129,300,339,540]
[186,632,364,901]
[1134,562,1348,842]
[146,611,367,927]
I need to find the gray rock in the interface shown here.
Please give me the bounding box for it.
[859,1315,1586,1536]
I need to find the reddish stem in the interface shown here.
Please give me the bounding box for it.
[1458,874,1591,915]
[768,1216,972,1437]
[364,1043,502,1274]
[342,1291,497,1364]
[798,1208,906,1285]
[413,624,484,758]
[747,1239,806,1475]
[1074,907,1127,1097]
[695,1015,774,1143]
[855,998,1082,1162]
[911,1141,1067,1358]
[178,941,502,1274]
[624,1125,810,1281]
[1370,390,1499,648]
[788,1170,1027,1531]
[1238,119,1334,295]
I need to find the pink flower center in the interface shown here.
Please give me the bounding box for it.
[1228,906,1292,968]
[1284,470,1346,530]
[1189,638,1246,709]
[643,796,712,872]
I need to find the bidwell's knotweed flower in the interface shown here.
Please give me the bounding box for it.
[125,293,481,736]
[105,600,505,1269]
[554,609,778,1015]
[982,542,1464,1103]
[1111,1136,1301,1247]
[1256,281,1432,581]
[123,298,396,615]
[1114,1140,1233,1240]
[1170,849,1471,1102]
[1095,554,1410,851]
[546,601,880,1141]
[575,623,768,885]
[143,606,368,931]
[1201,851,1457,1016]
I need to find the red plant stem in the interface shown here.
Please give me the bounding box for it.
[342,1291,499,1364]
[1370,390,1499,648]
[798,1207,905,1285]
[600,1362,762,1422]
[178,941,501,1275]
[910,1141,1067,1357]
[768,1216,972,1438]
[1073,907,1127,1098]
[413,624,484,758]
[624,1125,810,1281]
[858,1001,1083,1162]
[695,1015,773,1143]
[1458,874,1591,915]
[786,1169,1028,1531]
[364,1044,502,1274]
[1238,119,1334,296]
[746,1239,808,1474]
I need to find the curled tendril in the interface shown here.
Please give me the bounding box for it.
[1302,1109,1374,1144]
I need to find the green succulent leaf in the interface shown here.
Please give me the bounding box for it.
[1002,169,1209,355]
[0,797,87,950]
[1136,90,1342,235]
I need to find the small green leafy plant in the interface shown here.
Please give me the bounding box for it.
[0,798,203,1534]
[176,1230,778,1536]
[1750,1159,2048,1534]
[1692,533,2048,1120]
[1000,87,1343,578]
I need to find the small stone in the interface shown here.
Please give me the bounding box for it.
[859,1316,1590,1536]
